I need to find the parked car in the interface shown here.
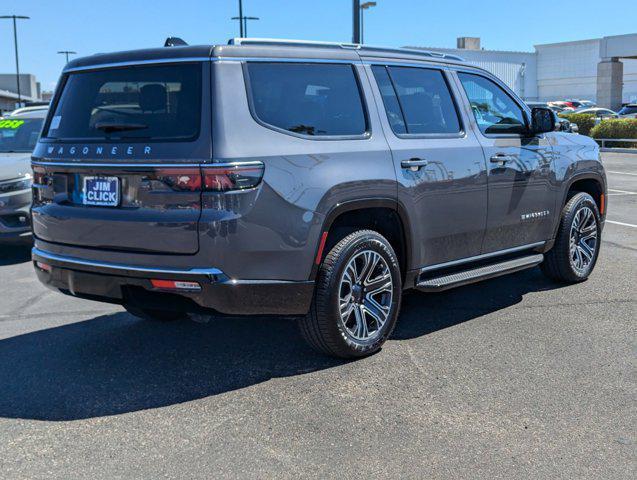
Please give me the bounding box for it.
[31,39,607,358]
[0,109,47,243]
[571,107,618,119]
[617,104,637,119]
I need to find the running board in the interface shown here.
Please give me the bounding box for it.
[416,254,544,292]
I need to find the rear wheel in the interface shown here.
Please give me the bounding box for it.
[124,305,187,322]
[541,192,601,283]
[299,230,402,358]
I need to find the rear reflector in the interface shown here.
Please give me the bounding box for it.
[36,261,52,272]
[151,279,201,291]
[600,193,605,215]
[315,231,329,265]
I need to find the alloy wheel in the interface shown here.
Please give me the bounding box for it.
[569,206,598,274]
[338,250,393,342]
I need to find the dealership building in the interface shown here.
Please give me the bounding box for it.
[0,74,43,113]
[410,33,637,109]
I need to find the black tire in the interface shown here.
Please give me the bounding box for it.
[541,192,601,283]
[124,305,187,322]
[299,230,402,359]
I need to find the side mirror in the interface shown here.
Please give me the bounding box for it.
[530,107,556,135]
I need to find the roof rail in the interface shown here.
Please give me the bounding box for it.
[227,38,465,62]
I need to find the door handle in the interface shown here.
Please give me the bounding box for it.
[401,158,429,171]
[490,153,516,164]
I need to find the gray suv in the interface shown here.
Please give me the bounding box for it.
[31,39,607,358]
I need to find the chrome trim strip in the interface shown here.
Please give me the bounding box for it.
[419,242,546,274]
[212,161,264,168]
[32,247,223,277]
[32,161,204,168]
[216,57,361,65]
[31,161,264,168]
[64,57,211,73]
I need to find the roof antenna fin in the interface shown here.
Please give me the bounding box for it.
[164,37,188,47]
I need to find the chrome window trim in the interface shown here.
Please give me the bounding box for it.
[63,57,211,73]
[32,247,223,277]
[420,242,546,274]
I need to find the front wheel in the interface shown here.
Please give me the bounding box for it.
[541,192,601,283]
[299,230,402,359]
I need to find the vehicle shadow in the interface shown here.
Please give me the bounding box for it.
[0,267,563,421]
[0,243,32,266]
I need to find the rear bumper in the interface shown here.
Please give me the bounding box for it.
[32,248,314,316]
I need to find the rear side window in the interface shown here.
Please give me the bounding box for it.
[458,72,527,135]
[45,63,202,141]
[246,63,368,137]
[372,66,461,135]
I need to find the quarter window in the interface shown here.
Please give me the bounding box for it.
[372,66,461,135]
[246,63,368,137]
[458,72,527,135]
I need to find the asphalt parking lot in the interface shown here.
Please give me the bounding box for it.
[0,152,635,479]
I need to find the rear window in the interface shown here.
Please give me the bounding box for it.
[246,62,368,137]
[45,63,202,142]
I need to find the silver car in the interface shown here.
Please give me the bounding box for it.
[0,109,46,243]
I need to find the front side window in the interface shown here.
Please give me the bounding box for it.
[45,63,202,141]
[246,63,368,137]
[372,65,461,135]
[458,72,527,135]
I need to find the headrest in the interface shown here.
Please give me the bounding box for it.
[139,84,167,112]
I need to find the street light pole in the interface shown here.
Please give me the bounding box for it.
[57,50,77,64]
[0,15,30,107]
[243,17,259,37]
[238,0,244,37]
[352,0,360,44]
[360,2,377,45]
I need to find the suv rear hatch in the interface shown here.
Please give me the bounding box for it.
[31,62,211,254]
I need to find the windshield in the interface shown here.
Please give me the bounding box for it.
[45,63,202,142]
[0,118,44,153]
[618,106,637,115]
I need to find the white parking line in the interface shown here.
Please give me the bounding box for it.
[607,170,637,176]
[606,220,637,228]
[608,188,637,196]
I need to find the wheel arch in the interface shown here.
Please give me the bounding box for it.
[309,198,413,282]
[551,172,607,241]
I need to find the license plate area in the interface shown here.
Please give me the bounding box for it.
[82,176,120,207]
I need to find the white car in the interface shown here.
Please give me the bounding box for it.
[0,108,47,243]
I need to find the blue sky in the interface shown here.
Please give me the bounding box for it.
[1,0,635,90]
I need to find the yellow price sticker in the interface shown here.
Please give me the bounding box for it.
[0,119,25,129]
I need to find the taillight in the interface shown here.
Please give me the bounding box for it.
[32,166,49,185]
[202,163,264,192]
[155,168,202,192]
[153,163,264,192]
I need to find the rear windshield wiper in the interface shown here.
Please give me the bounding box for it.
[94,122,149,133]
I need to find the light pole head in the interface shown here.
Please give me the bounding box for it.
[0,15,30,19]
[361,2,377,9]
